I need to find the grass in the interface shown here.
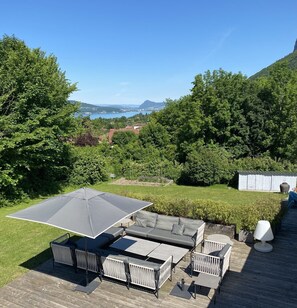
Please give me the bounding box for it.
[0,183,285,287]
[94,182,284,206]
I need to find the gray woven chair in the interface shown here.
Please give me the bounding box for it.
[128,255,173,298]
[190,240,232,303]
[50,233,77,269]
[100,255,129,287]
[75,249,99,273]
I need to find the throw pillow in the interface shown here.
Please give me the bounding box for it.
[171,223,185,235]
[183,227,196,237]
[135,217,147,227]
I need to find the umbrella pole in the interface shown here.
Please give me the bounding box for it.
[85,237,89,286]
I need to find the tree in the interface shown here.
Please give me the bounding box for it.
[112,131,138,147]
[256,62,297,162]
[153,96,205,161]
[139,119,170,149]
[69,150,108,185]
[179,145,232,186]
[0,36,77,199]
[191,69,252,157]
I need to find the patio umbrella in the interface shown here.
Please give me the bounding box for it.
[7,187,152,290]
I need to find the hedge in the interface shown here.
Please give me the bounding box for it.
[123,193,286,232]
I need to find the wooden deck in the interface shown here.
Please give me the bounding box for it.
[1,208,297,307]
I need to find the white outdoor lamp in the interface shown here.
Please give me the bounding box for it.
[253,220,274,252]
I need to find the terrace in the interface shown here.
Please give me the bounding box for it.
[1,208,297,307]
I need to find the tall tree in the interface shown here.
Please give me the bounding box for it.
[0,36,77,199]
[191,69,252,157]
[256,62,297,161]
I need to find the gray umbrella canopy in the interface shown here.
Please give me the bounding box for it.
[7,188,152,239]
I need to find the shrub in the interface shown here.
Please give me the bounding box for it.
[69,156,108,185]
[112,131,138,147]
[69,148,108,185]
[74,131,98,146]
[121,192,284,233]
[179,145,232,186]
[120,159,182,182]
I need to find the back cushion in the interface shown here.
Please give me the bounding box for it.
[218,244,231,259]
[155,214,179,231]
[135,210,157,228]
[135,217,147,227]
[179,217,204,230]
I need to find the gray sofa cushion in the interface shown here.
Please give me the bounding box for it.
[135,217,147,227]
[148,228,194,247]
[75,235,110,251]
[128,256,161,270]
[218,244,231,259]
[135,211,158,228]
[97,248,128,262]
[179,217,204,230]
[125,225,154,238]
[155,214,179,231]
[183,227,196,237]
[171,223,184,235]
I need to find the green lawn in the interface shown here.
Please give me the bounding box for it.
[95,183,284,206]
[0,183,284,287]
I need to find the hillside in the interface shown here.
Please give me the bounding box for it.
[139,100,165,110]
[250,49,297,80]
[70,100,165,116]
[69,100,122,113]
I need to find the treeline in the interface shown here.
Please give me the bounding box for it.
[71,63,297,188]
[1,35,297,205]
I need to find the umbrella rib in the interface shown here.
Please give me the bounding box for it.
[84,188,95,237]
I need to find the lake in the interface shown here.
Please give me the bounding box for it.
[89,110,152,119]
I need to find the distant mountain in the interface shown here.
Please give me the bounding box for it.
[70,100,123,114]
[138,100,165,110]
[250,42,297,80]
[69,99,165,117]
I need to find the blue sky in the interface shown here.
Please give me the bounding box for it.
[1,0,297,105]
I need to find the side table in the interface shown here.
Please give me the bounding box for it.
[192,273,220,304]
[207,234,233,245]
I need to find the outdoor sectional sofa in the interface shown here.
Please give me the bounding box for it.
[65,247,173,298]
[98,248,173,298]
[125,210,205,249]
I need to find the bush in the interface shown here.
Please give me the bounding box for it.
[179,145,232,186]
[112,131,138,147]
[69,156,108,185]
[121,193,284,233]
[69,148,108,185]
[233,156,288,171]
[74,131,98,146]
[121,159,182,181]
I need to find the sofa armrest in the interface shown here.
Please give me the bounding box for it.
[50,233,71,245]
[158,255,173,288]
[194,222,205,247]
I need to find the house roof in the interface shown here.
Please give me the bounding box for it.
[238,170,297,176]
